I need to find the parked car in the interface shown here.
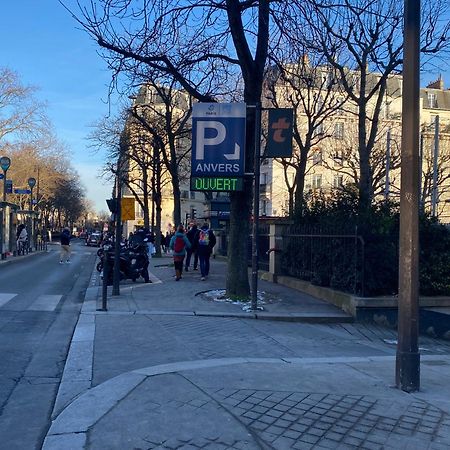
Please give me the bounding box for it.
[86,232,102,247]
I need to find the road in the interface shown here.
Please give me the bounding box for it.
[0,240,97,450]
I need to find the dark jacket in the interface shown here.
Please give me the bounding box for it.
[61,230,71,246]
[186,225,198,245]
[193,227,216,255]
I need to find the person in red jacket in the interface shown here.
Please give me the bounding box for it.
[169,224,191,281]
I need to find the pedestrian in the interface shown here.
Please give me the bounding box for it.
[184,222,198,271]
[169,224,191,281]
[60,228,72,264]
[165,231,172,254]
[16,224,28,253]
[193,222,216,281]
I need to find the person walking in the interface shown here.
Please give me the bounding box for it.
[193,222,216,281]
[184,222,198,271]
[169,224,191,281]
[16,224,28,254]
[60,228,72,264]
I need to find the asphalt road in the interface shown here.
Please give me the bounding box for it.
[0,240,97,450]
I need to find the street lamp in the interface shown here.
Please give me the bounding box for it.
[28,177,36,210]
[0,156,11,202]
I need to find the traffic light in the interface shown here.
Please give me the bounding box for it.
[106,199,117,213]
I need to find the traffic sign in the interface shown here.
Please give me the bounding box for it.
[6,180,12,193]
[0,174,3,180]
[191,103,246,177]
[14,189,31,194]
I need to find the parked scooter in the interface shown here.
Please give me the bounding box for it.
[98,238,150,285]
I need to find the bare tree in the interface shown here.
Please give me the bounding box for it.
[265,50,349,215]
[293,0,450,211]
[130,79,193,228]
[66,0,296,297]
[0,67,48,144]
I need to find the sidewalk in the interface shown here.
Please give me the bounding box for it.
[43,256,450,450]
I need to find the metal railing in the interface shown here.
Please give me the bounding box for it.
[280,225,365,295]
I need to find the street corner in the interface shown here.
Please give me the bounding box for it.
[44,357,450,449]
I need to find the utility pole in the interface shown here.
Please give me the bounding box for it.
[385,129,391,201]
[251,102,262,311]
[396,0,420,393]
[431,115,440,217]
[112,138,125,296]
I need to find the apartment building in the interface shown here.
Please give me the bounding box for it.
[261,67,450,220]
[122,84,207,236]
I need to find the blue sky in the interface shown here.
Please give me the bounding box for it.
[0,1,448,214]
[0,1,118,213]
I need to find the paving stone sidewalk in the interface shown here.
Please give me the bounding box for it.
[43,256,450,450]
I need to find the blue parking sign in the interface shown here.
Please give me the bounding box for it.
[191,103,246,177]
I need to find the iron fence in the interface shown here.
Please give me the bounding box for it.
[280,225,365,296]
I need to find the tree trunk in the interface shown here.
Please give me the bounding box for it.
[358,100,372,212]
[294,147,308,216]
[142,168,150,229]
[225,97,258,298]
[172,175,181,227]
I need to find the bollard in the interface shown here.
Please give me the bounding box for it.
[99,249,109,311]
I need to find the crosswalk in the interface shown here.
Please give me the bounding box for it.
[0,293,17,307]
[27,295,62,311]
[0,293,62,311]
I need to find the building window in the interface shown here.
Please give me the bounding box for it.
[261,199,267,216]
[312,174,322,190]
[190,191,196,199]
[312,149,323,165]
[181,190,189,199]
[136,204,144,219]
[333,175,343,188]
[314,123,324,136]
[333,150,345,167]
[428,93,438,109]
[334,122,344,139]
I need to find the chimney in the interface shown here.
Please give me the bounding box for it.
[427,75,444,90]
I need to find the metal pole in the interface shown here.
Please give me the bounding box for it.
[100,249,109,311]
[431,115,440,217]
[112,156,123,296]
[3,170,7,202]
[251,102,262,311]
[419,132,424,213]
[396,0,420,393]
[385,129,391,200]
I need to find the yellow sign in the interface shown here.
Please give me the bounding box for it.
[121,197,135,221]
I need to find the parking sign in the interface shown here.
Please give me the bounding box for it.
[191,103,246,178]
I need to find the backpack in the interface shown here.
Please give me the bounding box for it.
[198,229,210,246]
[173,236,185,253]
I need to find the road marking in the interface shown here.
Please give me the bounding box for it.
[0,293,17,307]
[28,295,63,311]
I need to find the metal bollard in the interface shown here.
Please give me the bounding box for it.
[100,249,109,311]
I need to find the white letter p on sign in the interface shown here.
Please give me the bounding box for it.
[196,121,226,160]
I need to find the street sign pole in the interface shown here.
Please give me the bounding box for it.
[251,103,262,311]
[396,0,420,393]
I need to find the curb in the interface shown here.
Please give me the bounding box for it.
[0,249,48,266]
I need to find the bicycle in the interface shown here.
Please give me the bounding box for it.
[17,239,29,256]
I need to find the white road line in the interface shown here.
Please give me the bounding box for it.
[28,294,63,311]
[0,293,18,307]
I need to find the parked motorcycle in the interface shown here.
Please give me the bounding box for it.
[97,239,150,285]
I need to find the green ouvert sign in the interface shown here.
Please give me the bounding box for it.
[190,176,244,192]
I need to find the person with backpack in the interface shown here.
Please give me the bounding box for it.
[169,224,191,281]
[193,222,216,281]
